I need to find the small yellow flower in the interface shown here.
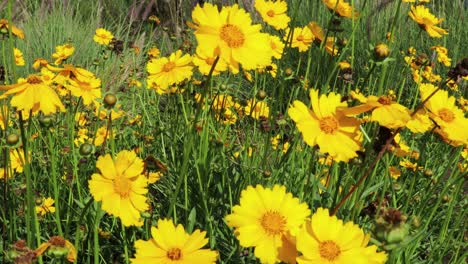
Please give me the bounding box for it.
[322,0,359,19]
[93,28,114,45]
[36,197,56,216]
[52,44,75,65]
[244,98,270,119]
[147,47,160,58]
[268,35,285,59]
[409,5,448,38]
[255,0,291,30]
[14,48,25,66]
[431,45,451,67]
[35,236,77,263]
[147,50,193,92]
[284,26,314,52]
[389,166,402,180]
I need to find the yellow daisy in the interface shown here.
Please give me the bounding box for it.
[322,0,359,19]
[88,150,149,226]
[244,98,270,119]
[147,50,193,91]
[65,68,101,105]
[191,3,273,73]
[431,45,451,67]
[93,28,114,45]
[131,219,218,263]
[0,19,25,39]
[14,48,25,66]
[35,197,56,216]
[288,89,362,162]
[408,5,448,38]
[226,185,310,264]
[297,208,387,264]
[284,26,314,52]
[308,22,338,56]
[255,0,291,30]
[52,44,75,65]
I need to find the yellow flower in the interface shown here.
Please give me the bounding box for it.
[131,219,218,263]
[389,166,402,180]
[244,98,270,119]
[308,22,338,55]
[284,26,314,52]
[408,5,448,38]
[406,109,433,133]
[36,197,56,216]
[93,126,113,147]
[0,167,11,179]
[400,159,420,171]
[288,89,362,162]
[255,0,290,30]
[297,208,387,264]
[431,45,451,67]
[0,19,25,39]
[420,84,468,146]
[88,150,149,226]
[14,48,25,66]
[322,0,359,19]
[93,28,114,45]
[0,74,65,115]
[65,68,101,105]
[52,44,75,65]
[192,47,228,76]
[343,95,411,129]
[226,185,310,264]
[268,35,285,59]
[147,50,193,92]
[145,171,162,184]
[147,47,160,58]
[191,3,273,73]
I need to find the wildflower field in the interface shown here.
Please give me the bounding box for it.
[0,0,467,263]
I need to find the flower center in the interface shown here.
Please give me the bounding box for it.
[260,211,286,236]
[205,57,215,65]
[167,248,182,260]
[113,175,132,198]
[438,108,455,122]
[319,116,339,134]
[162,62,176,72]
[27,75,43,84]
[267,10,275,17]
[378,96,392,105]
[319,240,341,261]
[220,24,245,48]
[297,35,304,42]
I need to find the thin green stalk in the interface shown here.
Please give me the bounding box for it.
[47,129,63,236]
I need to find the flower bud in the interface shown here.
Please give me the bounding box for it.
[79,143,94,156]
[374,43,390,60]
[256,90,267,101]
[6,133,20,146]
[103,93,117,108]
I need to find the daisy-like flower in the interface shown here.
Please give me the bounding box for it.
[191,3,273,73]
[408,5,448,38]
[226,185,311,264]
[88,150,149,226]
[65,68,101,105]
[288,89,362,162]
[0,19,25,39]
[343,94,411,129]
[406,108,433,133]
[255,0,290,30]
[131,219,218,263]
[0,74,65,115]
[35,197,56,216]
[322,0,359,19]
[10,149,27,173]
[284,26,314,52]
[147,47,160,58]
[419,83,468,146]
[192,47,228,76]
[297,208,387,264]
[308,22,338,56]
[93,28,114,45]
[147,50,193,92]
[52,44,75,65]
[268,35,285,59]
[431,45,451,67]
[14,48,25,66]
[244,98,270,119]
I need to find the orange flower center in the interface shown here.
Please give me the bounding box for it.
[205,57,215,65]
[267,10,275,17]
[260,211,286,236]
[220,24,245,48]
[167,248,182,260]
[297,35,304,42]
[319,116,339,134]
[162,61,176,72]
[113,176,132,198]
[377,96,392,105]
[319,240,341,261]
[27,75,43,84]
[438,108,455,122]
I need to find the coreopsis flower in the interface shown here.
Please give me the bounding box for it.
[191,3,273,73]
[409,5,448,38]
[419,83,468,146]
[400,159,420,171]
[297,208,387,263]
[0,19,25,39]
[284,26,314,52]
[244,98,270,119]
[36,197,56,216]
[93,28,114,45]
[268,35,285,59]
[431,45,451,67]
[226,185,311,264]
[35,236,77,263]
[147,50,193,92]
[255,0,290,30]
[52,44,75,65]
[308,21,338,55]
[192,47,227,75]
[389,166,402,180]
[406,108,433,133]
[288,89,362,162]
[14,48,25,66]
[342,94,411,129]
[9,149,28,173]
[322,0,359,19]
[147,47,160,58]
[65,68,101,105]
[0,74,65,115]
[93,126,113,147]
[88,150,149,226]
[131,219,218,263]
